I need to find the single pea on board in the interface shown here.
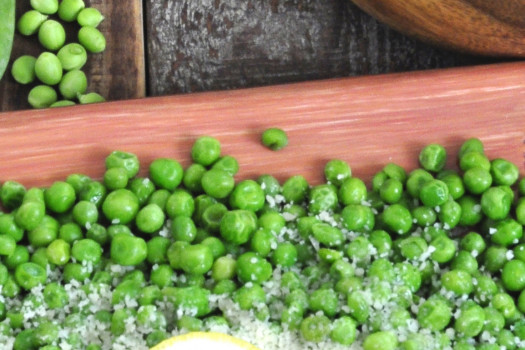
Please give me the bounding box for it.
[0,135,524,350]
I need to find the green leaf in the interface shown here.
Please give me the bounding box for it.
[0,0,15,81]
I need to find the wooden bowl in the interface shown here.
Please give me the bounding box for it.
[350,0,525,57]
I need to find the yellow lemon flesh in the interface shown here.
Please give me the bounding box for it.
[150,332,262,350]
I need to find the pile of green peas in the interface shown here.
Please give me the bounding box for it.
[11,0,106,109]
[0,136,524,350]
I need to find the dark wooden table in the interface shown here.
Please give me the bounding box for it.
[1,0,505,111]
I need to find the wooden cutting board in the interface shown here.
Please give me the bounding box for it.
[350,0,525,56]
[0,62,524,189]
[0,0,145,111]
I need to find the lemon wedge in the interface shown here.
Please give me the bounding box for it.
[150,332,262,350]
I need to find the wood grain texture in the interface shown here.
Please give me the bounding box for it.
[351,0,525,57]
[0,62,523,189]
[145,0,497,96]
[0,0,145,112]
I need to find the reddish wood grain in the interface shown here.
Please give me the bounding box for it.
[0,62,524,188]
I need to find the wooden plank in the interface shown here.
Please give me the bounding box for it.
[0,0,145,112]
[0,62,524,189]
[351,0,525,56]
[144,0,497,96]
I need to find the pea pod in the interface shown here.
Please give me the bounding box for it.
[0,0,15,80]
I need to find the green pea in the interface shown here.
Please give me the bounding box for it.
[11,55,37,84]
[13,329,36,350]
[341,204,374,232]
[229,179,265,211]
[369,229,392,256]
[491,292,517,319]
[46,238,70,265]
[257,174,281,196]
[102,189,139,224]
[57,43,87,70]
[497,329,517,350]
[271,242,297,267]
[329,316,357,345]
[397,236,427,260]
[309,288,338,317]
[482,307,505,333]
[15,199,45,230]
[15,262,47,290]
[338,177,367,205]
[112,279,142,305]
[346,236,372,264]
[210,255,235,281]
[191,136,221,166]
[201,169,235,199]
[411,206,437,227]
[419,179,449,207]
[179,244,214,275]
[58,0,85,21]
[324,159,352,186]
[236,252,272,284]
[437,199,461,229]
[438,170,465,200]
[144,237,169,265]
[300,314,331,343]
[78,92,105,104]
[17,10,48,35]
[492,218,523,247]
[182,163,206,193]
[463,167,492,194]
[417,295,451,331]
[163,286,211,317]
[111,308,136,336]
[78,26,106,53]
[481,186,512,220]
[58,69,87,99]
[379,178,403,204]
[34,322,59,346]
[28,85,58,108]
[441,269,473,295]
[282,175,309,204]
[430,234,456,263]
[405,169,433,198]
[136,203,165,234]
[45,181,76,213]
[233,283,266,310]
[490,158,519,186]
[347,290,370,324]
[502,259,525,292]
[71,238,102,264]
[38,20,66,51]
[419,144,447,172]
[312,222,344,247]
[261,127,288,150]
[110,233,147,266]
[381,203,412,235]
[451,250,478,274]
[363,331,398,350]
[460,151,491,172]
[149,158,183,190]
[50,100,75,107]
[220,209,257,245]
[35,52,63,86]
[0,214,23,243]
[31,0,58,14]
